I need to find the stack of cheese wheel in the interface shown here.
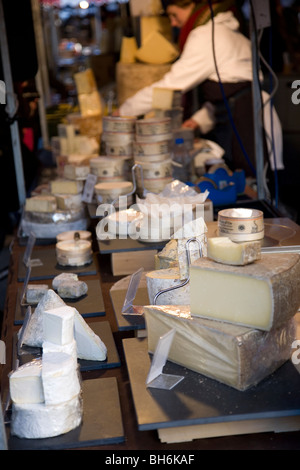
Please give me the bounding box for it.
[134,117,173,193]
[56,232,92,266]
[89,155,130,183]
[101,115,136,158]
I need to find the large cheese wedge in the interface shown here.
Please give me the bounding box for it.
[74,309,107,361]
[207,237,261,265]
[146,267,190,305]
[74,68,97,95]
[10,395,82,439]
[50,179,83,195]
[144,305,296,391]
[135,30,179,65]
[190,253,300,331]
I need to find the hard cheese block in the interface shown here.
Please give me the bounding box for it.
[135,30,179,65]
[144,305,296,391]
[25,195,57,213]
[152,87,182,110]
[207,237,261,266]
[190,253,300,331]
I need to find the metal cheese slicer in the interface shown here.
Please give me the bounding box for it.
[110,163,147,208]
[153,237,204,305]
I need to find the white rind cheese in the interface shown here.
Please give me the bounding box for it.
[190,253,300,331]
[10,395,82,439]
[43,305,75,346]
[146,268,190,305]
[22,290,66,348]
[42,339,78,365]
[52,273,79,290]
[25,285,49,304]
[144,305,296,391]
[42,352,81,405]
[57,280,88,299]
[74,309,107,361]
[207,237,261,265]
[9,359,44,404]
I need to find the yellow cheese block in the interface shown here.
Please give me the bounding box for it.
[207,237,261,266]
[140,16,173,45]
[120,36,138,64]
[152,87,182,110]
[25,195,57,213]
[190,253,300,331]
[50,179,83,195]
[74,68,97,95]
[144,305,296,391]
[135,31,179,65]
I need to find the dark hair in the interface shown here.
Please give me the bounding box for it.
[163,0,199,9]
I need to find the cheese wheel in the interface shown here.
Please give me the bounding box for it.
[146,267,190,305]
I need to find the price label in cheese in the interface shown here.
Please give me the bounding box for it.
[82,174,97,203]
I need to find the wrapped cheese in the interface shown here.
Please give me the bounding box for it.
[144,305,296,391]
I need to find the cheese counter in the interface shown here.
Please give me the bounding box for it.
[0,217,300,450]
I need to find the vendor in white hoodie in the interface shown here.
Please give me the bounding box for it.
[115,0,283,177]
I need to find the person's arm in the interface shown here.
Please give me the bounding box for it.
[183,101,216,134]
[118,26,216,117]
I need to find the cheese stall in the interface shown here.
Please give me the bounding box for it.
[0,0,300,453]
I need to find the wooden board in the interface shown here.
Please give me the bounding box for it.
[7,377,124,449]
[17,249,98,281]
[14,279,105,325]
[123,337,300,441]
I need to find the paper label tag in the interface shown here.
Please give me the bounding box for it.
[82,174,97,203]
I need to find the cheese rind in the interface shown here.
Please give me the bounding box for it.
[25,284,48,304]
[207,237,261,265]
[57,280,88,299]
[144,305,296,391]
[146,267,190,305]
[190,253,300,331]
